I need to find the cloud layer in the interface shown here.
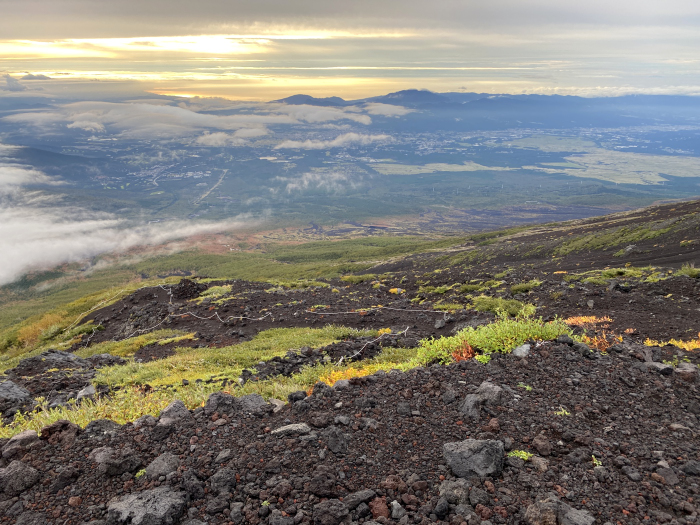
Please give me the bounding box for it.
[0,144,252,285]
[4,101,375,139]
[275,132,391,150]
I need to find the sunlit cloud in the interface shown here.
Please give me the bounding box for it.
[275,132,391,150]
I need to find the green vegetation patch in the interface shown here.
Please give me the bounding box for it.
[471,296,535,317]
[555,222,677,256]
[510,280,542,294]
[73,330,195,359]
[414,314,572,365]
[95,325,374,388]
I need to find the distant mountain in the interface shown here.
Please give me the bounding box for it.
[273,94,350,107]
[361,89,452,107]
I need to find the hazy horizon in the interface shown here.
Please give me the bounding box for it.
[3,0,700,100]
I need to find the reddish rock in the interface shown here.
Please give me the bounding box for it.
[370,497,390,519]
[68,496,82,507]
[475,504,493,520]
[484,418,500,433]
[40,420,80,448]
[532,435,552,456]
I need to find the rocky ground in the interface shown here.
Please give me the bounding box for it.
[0,199,699,525]
[0,338,699,525]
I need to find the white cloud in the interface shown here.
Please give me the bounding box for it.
[0,163,60,192]
[3,100,372,139]
[364,103,414,117]
[276,171,361,193]
[2,75,26,92]
[275,132,391,150]
[0,145,255,285]
[195,132,248,146]
[0,203,253,285]
[195,127,270,146]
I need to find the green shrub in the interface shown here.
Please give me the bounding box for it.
[677,264,700,279]
[340,274,377,284]
[459,284,482,293]
[472,296,535,317]
[414,313,572,364]
[510,280,542,294]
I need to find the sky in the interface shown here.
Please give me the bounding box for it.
[2,0,700,100]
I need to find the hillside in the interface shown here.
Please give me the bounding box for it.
[0,199,699,525]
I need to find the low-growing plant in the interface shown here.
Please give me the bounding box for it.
[677,264,700,279]
[555,406,571,416]
[459,284,482,293]
[517,382,532,392]
[508,450,533,461]
[434,303,462,312]
[644,333,700,352]
[472,296,535,317]
[414,312,572,364]
[135,469,146,479]
[510,280,542,294]
[340,274,377,284]
[592,455,602,467]
[475,354,491,364]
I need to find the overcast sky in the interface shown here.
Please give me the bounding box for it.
[2,0,700,99]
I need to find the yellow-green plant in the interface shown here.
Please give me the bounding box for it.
[508,450,533,461]
[414,312,571,364]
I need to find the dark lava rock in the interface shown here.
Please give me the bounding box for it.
[145,453,179,480]
[0,460,40,496]
[443,439,504,478]
[83,419,123,438]
[171,279,207,300]
[525,494,595,525]
[6,349,89,377]
[0,379,33,418]
[312,498,349,525]
[106,486,187,525]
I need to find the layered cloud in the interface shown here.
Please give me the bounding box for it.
[275,132,391,150]
[0,203,251,285]
[3,100,375,139]
[364,103,415,117]
[274,171,362,194]
[0,143,253,285]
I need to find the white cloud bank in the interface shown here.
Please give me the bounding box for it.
[3,100,374,140]
[275,132,391,150]
[275,171,362,194]
[0,204,250,285]
[0,144,253,285]
[364,103,415,117]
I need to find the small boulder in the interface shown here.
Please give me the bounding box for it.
[324,426,348,455]
[83,419,122,438]
[439,478,471,505]
[76,384,97,401]
[512,344,531,357]
[0,460,40,496]
[532,435,552,456]
[443,439,505,478]
[525,495,595,525]
[681,460,700,476]
[145,453,179,480]
[312,499,349,525]
[204,392,239,417]
[343,489,376,510]
[40,419,80,448]
[158,400,193,426]
[209,467,237,495]
[239,393,271,415]
[106,486,187,525]
[0,380,33,418]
